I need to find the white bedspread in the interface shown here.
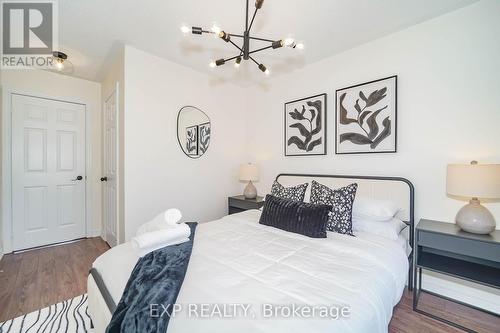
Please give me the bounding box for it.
[92,210,408,333]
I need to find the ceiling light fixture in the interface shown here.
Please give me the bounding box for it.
[52,51,67,71]
[182,0,303,75]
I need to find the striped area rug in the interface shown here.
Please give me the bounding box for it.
[0,294,93,333]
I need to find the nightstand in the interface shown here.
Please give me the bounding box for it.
[414,219,500,332]
[228,195,265,215]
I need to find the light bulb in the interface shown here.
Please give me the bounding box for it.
[180,25,190,34]
[296,42,304,50]
[211,24,221,35]
[235,57,242,68]
[284,38,295,47]
[56,60,64,71]
[264,69,270,75]
[209,61,216,68]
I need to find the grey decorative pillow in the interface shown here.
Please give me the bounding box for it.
[310,180,358,235]
[271,180,308,202]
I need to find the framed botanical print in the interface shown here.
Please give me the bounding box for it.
[185,125,198,156]
[335,76,397,154]
[198,122,211,155]
[284,93,327,156]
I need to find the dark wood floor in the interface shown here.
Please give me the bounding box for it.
[0,237,109,322]
[0,238,498,332]
[390,289,499,332]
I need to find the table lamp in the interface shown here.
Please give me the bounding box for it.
[446,161,500,234]
[240,163,259,199]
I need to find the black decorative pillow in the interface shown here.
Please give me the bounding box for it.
[270,180,308,202]
[310,181,358,236]
[259,194,331,238]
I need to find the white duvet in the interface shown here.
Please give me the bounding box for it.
[92,210,408,333]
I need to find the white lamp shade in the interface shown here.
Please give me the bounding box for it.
[447,163,500,199]
[239,163,259,182]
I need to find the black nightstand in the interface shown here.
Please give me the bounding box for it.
[228,195,265,215]
[414,219,500,332]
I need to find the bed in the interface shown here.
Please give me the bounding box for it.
[88,173,414,333]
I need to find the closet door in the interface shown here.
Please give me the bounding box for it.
[11,94,86,251]
[102,88,118,247]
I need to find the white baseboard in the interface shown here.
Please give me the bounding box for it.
[89,228,102,238]
[422,271,500,314]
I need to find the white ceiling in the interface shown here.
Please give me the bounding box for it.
[58,0,476,84]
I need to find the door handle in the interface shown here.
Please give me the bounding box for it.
[100,177,108,182]
[72,175,83,181]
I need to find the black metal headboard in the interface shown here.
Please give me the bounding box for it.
[275,173,415,290]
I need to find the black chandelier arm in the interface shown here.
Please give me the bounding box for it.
[196,30,275,43]
[229,40,244,53]
[248,54,260,66]
[226,33,275,44]
[194,29,274,43]
[227,33,245,39]
[248,8,258,32]
[197,30,275,45]
[249,44,274,55]
[249,36,275,43]
[224,54,243,62]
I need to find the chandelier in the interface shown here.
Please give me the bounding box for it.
[181,0,304,75]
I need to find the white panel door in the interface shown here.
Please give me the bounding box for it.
[103,89,118,247]
[11,94,86,251]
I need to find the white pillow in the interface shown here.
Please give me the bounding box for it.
[353,217,406,240]
[352,197,400,222]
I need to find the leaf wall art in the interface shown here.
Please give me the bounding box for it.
[284,93,327,156]
[335,76,397,154]
[198,122,211,154]
[185,125,199,156]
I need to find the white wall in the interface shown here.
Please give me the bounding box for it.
[1,69,102,252]
[243,1,500,312]
[122,46,247,240]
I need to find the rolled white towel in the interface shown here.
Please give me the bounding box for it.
[136,208,183,236]
[134,237,189,258]
[164,208,182,225]
[132,223,191,257]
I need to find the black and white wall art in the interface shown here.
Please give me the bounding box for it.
[198,122,211,155]
[177,106,211,159]
[335,76,397,154]
[285,93,327,156]
[185,125,198,156]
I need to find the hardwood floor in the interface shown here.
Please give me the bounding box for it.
[0,238,109,322]
[390,289,499,333]
[1,238,498,332]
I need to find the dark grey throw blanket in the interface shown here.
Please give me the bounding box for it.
[106,223,197,333]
